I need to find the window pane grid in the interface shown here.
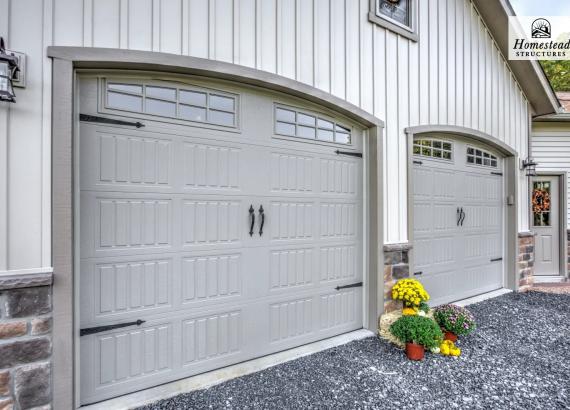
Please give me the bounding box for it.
[466,146,498,168]
[274,106,352,145]
[412,138,452,161]
[532,181,551,227]
[106,81,237,127]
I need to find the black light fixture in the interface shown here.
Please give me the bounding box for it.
[0,37,20,103]
[522,157,537,177]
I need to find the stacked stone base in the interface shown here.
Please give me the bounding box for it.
[518,232,535,291]
[383,243,411,313]
[0,276,52,410]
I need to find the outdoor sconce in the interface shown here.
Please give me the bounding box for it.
[0,37,20,103]
[521,157,537,177]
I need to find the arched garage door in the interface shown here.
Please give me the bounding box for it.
[78,74,364,404]
[412,136,504,306]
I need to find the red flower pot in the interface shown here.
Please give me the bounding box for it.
[443,331,458,342]
[405,342,425,361]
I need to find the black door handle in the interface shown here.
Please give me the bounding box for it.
[258,205,265,236]
[460,207,466,226]
[457,207,461,226]
[249,205,255,237]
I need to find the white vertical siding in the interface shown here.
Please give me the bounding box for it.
[532,132,570,226]
[0,0,533,272]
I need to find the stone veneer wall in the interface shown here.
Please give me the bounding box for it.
[383,243,412,312]
[518,232,535,290]
[0,274,53,410]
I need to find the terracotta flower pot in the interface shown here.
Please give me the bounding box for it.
[443,331,458,342]
[405,342,425,361]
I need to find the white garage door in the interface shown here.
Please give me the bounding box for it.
[412,136,504,306]
[78,75,364,404]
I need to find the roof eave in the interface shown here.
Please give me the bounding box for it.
[472,0,560,116]
[533,114,570,122]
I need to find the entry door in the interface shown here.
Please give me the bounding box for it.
[532,177,560,276]
[77,75,364,404]
[412,137,504,306]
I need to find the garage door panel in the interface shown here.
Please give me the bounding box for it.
[320,157,359,196]
[81,127,175,192]
[181,199,242,246]
[270,151,315,194]
[412,138,503,306]
[414,237,457,270]
[80,76,364,404]
[270,201,315,241]
[464,233,501,261]
[412,168,434,200]
[182,141,242,191]
[433,203,458,232]
[269,247,315,291]
[320,202,358,239]
[269,297,314,343]
[319,244,358,282]
[462,263,503,294]
[419,269,458,306]
[80,320,175,401]
[432,169,458,200]
[81,193,174,258]
[181,252,242,304]
[181,310,242,366]
[319,289,361,331]
[86,258,173,323]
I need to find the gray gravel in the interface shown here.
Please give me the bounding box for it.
[140,291,570,409]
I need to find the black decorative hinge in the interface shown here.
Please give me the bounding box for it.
[335,282,363,291]
[413,160,423,165]
[335,150,363,158]
[490,257,503,262]
[80,114,145,128]
[491,171,503,176]
[413,271,423,276]
[80,319,146,336]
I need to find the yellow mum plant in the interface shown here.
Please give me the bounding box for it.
[391,279,430,308]
[440,339,461,357]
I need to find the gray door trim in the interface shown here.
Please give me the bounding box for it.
[404,125,520,300]
[49,47,384,408]
[531,172,568,278]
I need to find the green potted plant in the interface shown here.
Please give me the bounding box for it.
[389,315,443,360]
[433,304,476,342]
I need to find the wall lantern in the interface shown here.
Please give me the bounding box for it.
[0,37,20,103]
[521,157,537,177]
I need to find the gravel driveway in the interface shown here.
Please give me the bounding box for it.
[140,291,570,409]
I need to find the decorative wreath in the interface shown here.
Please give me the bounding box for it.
[532,189,551,213]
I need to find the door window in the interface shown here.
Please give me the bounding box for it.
[532,181,551,226]
[274,106,352,145]
[412,138,453,160]
[105,81,238,127]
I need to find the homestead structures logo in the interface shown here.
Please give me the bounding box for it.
[508,16,570,60]
[531,18,551,38]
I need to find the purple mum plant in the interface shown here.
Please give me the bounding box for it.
[433,304,476,336]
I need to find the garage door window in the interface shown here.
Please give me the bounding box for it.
[106,81,237,127]
[412,138,452,160]
[275,106,351,145]
[466,146,498,168]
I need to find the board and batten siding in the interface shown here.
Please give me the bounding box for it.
[0,0,530,273]
[532,128,570,226]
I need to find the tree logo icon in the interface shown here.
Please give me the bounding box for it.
[531,18,551,38]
